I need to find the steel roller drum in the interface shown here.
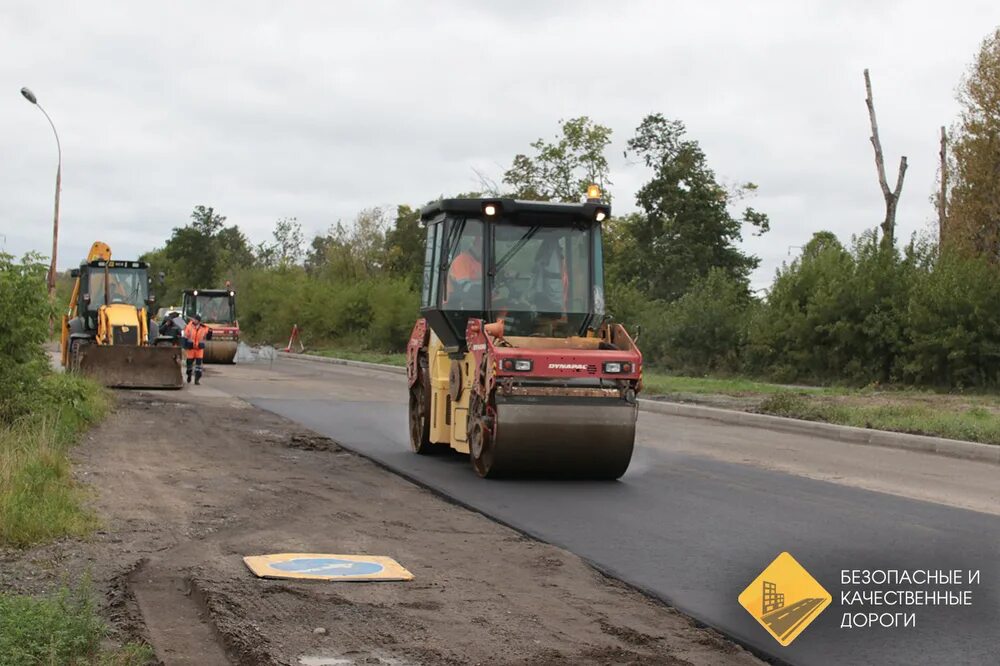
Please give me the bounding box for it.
[476,396,637,479]
[203,340,238,364]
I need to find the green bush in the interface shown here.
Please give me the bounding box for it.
[0,578,151,665]
[0,253,53,424]
[745,231,924,385]
[654,269,755,374]
[901,252,1000,387]
[1,374,109,547]
[367,280,420,351]
[235,266,419,352]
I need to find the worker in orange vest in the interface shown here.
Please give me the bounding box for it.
[446,225,483,308]
[182,312,213,384]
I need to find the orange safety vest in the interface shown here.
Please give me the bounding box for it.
[183,321,211,360]
[446,252,483,301]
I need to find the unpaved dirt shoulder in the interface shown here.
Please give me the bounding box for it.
[1,390,762,666]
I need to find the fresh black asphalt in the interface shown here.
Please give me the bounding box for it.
[235,391,999,666]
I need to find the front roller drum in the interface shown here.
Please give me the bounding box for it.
[203,340,238,364]
[469,395,637,479]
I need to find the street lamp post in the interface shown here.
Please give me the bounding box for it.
[21,86,61,297]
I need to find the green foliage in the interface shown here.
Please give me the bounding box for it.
[945,28,1000,256]
[746,231,918,384]
[622,114,769,301]
[144,205,255,305]
[643,269,756,374]
[255,217,305,269]
[901,252,1000,386]
[236,264,418,352]
[0,253,52,423]
[383,205,425,285]
[1,373,108,547]
[367,281,421,351]
[502,116,613,201]
[308,208,391,281]
[0,579,152,665]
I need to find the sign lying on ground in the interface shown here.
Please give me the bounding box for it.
[243,553,413,581]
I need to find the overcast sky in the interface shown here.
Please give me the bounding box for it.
[3,1,998,289]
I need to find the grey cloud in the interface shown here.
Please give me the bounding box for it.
[2,0,998,291]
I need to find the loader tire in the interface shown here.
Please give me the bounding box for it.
[69,339,86,373]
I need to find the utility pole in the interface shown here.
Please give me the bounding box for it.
[21,86,62,297]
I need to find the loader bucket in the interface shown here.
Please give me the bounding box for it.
[203,340,238,364]
[75,345,184,389]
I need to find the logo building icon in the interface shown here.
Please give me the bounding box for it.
[738,552,832,646]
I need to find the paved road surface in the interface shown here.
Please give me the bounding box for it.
[762,598,827,641]
[211,358,1000,666]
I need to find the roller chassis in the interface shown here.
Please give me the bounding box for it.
[407,316,642,479]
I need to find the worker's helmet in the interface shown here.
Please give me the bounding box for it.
[192,312,203,322]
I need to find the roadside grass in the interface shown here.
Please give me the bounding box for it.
[644,370,1000,446]
[757,391,1000,445]
[0,373,109,548]
[641,372,844,397]
[0,578,152,666]
[309,347,407,367]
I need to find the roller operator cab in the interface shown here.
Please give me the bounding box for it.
[61,241,183,389]
[182,287,239,363]
[405,188,642,479]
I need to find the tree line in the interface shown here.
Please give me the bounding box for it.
[138,27,1000,389]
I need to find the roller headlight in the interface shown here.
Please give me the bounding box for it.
[501,358,533,372]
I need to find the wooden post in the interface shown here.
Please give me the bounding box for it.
[864,69,907,251]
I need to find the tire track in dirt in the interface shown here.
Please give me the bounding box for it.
[129,560,233,665]
[3,389,763,665]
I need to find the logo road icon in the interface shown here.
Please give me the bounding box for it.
[738,552,831,646]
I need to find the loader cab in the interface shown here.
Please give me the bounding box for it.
[419,195,610,350]
[73,260,153,316]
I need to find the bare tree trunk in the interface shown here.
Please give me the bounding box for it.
[864,69,907,251]
[938,126,948,245]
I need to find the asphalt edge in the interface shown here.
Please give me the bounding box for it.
[246,391,789,665]
[277,351,1000,465]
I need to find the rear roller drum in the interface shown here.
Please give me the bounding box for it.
[468,391,498,477]
[409,354,441,454]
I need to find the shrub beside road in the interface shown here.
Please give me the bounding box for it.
[0,253,150,664]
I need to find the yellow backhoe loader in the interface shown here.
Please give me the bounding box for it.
[60,241,183,388]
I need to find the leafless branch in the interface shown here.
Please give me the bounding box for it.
[471,167,502,197]
[864,68,907,249]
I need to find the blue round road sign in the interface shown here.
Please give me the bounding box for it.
[271,557,385,577]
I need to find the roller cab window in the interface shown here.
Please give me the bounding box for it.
[491,221,595,337]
